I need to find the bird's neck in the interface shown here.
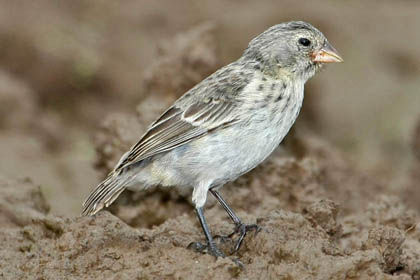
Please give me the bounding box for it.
[241,56,319,84]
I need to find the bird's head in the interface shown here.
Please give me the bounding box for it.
[243,21,343,82]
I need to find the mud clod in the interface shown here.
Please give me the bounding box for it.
[365,226,405,273]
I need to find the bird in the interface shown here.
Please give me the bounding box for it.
[82,21,343,258]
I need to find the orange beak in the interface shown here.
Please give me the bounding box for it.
[311,42,343,63]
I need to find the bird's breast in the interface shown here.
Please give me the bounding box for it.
[243,75,304,138]
[203,78,306,184]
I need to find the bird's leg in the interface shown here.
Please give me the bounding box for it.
[188,207,225,258]
[210,189,261,252]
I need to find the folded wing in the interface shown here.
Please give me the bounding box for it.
[114,97,240,171]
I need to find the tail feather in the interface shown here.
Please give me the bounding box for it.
[82,172,131,216]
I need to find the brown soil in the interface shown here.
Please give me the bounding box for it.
[2,142,420,279]
[1,1,420,279]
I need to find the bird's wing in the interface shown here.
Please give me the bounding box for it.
[114,96,241,172]
[113,61,254,172]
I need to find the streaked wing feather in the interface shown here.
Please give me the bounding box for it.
[115,100,239,171]
[135,122,206,160]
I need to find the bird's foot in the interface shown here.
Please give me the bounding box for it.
[188,241,244,268]
[230,223,261,252]
[188,241,225,258]
[213,223,261,253]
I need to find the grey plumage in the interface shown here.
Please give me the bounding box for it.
[82,21,342,257]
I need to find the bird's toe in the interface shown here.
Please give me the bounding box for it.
[233,223,262,252]
[187,241,226,258]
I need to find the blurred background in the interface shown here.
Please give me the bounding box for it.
[0,0,419,216]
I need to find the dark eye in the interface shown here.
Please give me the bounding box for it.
[298,38,311,47]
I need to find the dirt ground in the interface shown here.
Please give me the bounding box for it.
[1,0,420,279]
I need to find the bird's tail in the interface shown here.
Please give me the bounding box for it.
[82,171,132,216]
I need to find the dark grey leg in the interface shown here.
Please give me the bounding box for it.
[188,207,225,258]
[210,189,261,252]
[210,189,242,225]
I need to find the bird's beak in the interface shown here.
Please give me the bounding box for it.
[311,42,343,63]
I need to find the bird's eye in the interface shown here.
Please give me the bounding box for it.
[298,38,311,47]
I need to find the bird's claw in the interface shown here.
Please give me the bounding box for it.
[187,241,225,258]
[187,241,244,268]
[231,223,261,252]
[214,223,261,253]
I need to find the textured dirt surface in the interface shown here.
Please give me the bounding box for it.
[1,146,420,279]
[1,1,420,279]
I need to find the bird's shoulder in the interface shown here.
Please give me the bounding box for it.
[175,61,256,108]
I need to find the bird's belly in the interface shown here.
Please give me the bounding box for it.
[155,118,290,188]
[208,129,281,185]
